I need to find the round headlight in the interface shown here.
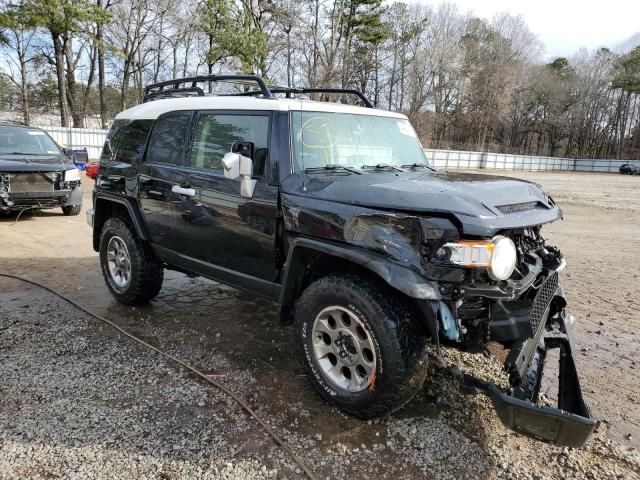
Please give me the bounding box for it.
[488,236,517,281]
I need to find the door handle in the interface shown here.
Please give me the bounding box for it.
[172,185,196,197]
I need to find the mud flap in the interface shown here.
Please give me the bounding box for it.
[459,312,597,448]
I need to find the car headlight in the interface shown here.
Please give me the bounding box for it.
[64,168,81,182]
[438,235,517,281]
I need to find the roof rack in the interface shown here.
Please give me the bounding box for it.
[230,86,374,108]
[143,75,273,103]
[142,74,373,108]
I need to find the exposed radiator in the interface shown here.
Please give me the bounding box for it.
[8,173,56,193]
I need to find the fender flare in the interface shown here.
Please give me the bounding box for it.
[92,192,150,250]
[278,237,441,307]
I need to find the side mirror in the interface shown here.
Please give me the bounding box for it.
[63,147,74,157]
[222,151,256,198]
[232,141,254,160]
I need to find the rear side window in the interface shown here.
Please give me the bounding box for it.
[146,114,190,164]
[188,114,269,174]
[102,119,153,164]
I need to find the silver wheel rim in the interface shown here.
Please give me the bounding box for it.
[106,236,131,289]
[311,306,377,393]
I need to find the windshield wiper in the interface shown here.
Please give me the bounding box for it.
[3,152,44,156]
[305,164,362,175]
[362,163,405,172]
[401,162,435,171]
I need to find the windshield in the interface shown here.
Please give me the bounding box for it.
[0,127,62,155]
[291,111,427,172]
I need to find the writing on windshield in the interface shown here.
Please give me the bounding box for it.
[292,111,426,171]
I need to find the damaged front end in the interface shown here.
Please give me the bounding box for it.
[430,228,596,447]
[340,211,597,447]
[0,171,81,212]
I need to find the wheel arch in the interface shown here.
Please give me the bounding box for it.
[93,194,150,251]
[279,237,440,321]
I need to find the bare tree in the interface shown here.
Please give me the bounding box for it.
[0,22,38,124]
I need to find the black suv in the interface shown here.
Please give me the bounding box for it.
[88,75,596,447]
[619,163,640,174]
[0,122,83,215]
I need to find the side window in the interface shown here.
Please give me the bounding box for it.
[146,114,190,164]
[114,120,153,164]
[188,114,269,175]
[100,119,127,162]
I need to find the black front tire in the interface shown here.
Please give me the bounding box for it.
[99,217,164,305]
[62,204,82,216]
[294,274,429,419]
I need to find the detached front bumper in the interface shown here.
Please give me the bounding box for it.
[459,287,597,447]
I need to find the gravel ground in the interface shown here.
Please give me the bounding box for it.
[2,279,639,479]
[1,173,640,479]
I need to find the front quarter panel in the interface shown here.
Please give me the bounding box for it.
[280,189,461,282]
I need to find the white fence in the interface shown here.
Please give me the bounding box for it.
[423,148,640,173]
[35,125,640,171]
[40,126,107,161]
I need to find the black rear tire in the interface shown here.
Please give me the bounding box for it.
[294,274,429,419]
[62,204,82,216]
[99,217,164,305]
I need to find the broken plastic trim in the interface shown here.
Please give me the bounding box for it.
[438,302,460,341]
[459,306,597,448]
[461,372,596,448]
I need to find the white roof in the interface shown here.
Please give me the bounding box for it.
[115,96,407,121]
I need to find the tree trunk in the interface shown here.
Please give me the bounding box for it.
[64,34,84,128]
[154,16,163,83]
[97,0,108,129]
[82,45,97,123]
[121,64,130,111]
[208,34,214,93]
[286,28,292,87]
[18,50,30,125]
[51,32,69,127]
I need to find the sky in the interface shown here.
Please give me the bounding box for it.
[401,0,640,59]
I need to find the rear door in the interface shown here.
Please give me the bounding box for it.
[171,111,279,287]
[138,112,191,250]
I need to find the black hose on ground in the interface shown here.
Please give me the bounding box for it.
[0,273,317,480]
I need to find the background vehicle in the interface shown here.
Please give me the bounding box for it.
[87,75,596,448]
[619,163,640,174]
[85,163,99,180]
[0,122,83,215]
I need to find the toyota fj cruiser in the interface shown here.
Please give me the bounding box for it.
[87,75,596,447]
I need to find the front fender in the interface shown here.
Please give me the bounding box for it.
[279,236,441,308]
[92,192,150,250]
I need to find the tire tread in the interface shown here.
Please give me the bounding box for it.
[295,274,428,419]
[99,217,164,305]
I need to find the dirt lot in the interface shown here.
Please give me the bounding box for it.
[1,171,639,479]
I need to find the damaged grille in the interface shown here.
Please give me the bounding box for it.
[509,228,545,266]
[7,173,56,193]
[496,201,538,214]
[529,271,558,333]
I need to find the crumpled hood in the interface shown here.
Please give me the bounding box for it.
[0,154,74,172]
[282,170,563,236]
